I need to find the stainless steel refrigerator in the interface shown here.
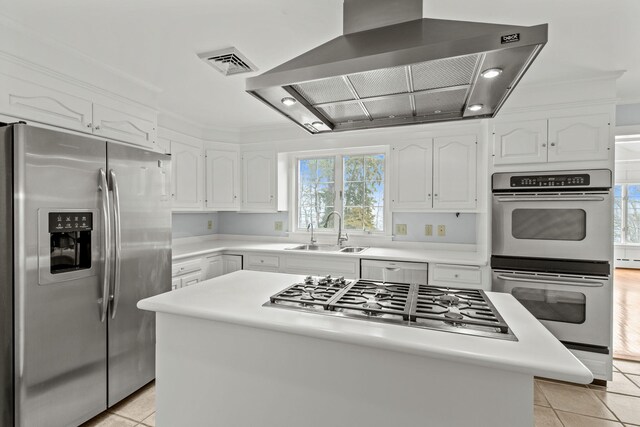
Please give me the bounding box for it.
[0,124,172,426]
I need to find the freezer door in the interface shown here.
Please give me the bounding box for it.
[14,125,108,427]
[107,142,171,406]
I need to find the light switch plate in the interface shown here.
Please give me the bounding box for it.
[395,224,407,235]
[207,220,213,230]
[425,224,433,236]
[274,221,283,231]
[437,225,446,236]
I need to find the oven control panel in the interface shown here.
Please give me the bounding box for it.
[510,174,590,188]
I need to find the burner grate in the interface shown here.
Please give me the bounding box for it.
[410,286,510,333]
[330,280,412,319]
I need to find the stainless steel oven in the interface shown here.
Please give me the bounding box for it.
[492,257,612,349]
[492,170,612,262]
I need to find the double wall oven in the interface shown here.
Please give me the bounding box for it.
[491,170,613,374]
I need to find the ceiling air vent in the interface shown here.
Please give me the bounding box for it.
[198,47,257,76]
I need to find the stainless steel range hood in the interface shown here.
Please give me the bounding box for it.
[246,0,548,134]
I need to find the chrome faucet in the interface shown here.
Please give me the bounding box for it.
[323,211,349,247]
[306,222,316,245]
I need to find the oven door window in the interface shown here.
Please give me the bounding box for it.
[511,287,586,324]
[512,209,586,240]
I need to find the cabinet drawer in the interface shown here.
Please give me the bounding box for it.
[172,258,202,277]
[181,271,201,287]
[432,264,481,285]
[246,254,280,268]
[282,255,358,278]
[360,259,428,285]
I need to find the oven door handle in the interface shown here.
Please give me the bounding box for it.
[495,274,604,287]
[494,196,605,202]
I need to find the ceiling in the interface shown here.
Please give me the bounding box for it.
[1,0,638,132]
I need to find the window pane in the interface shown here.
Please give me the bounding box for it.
[614,185,622,244]
[298,158,335,229]
[342,154,385,232]
[627,185,640,243]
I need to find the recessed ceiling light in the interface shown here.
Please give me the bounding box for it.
[481,68,503,79]
[468,104,483,112]
[281,97,297,106]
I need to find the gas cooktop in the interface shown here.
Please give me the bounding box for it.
[264,276,517,341]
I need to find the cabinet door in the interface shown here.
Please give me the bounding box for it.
[203,255,223,280]
[0,75,93,132]
[433,135,477,210]
[222,255,243,275]
[242,150,277,211]
[548,114,610,162]
[390,140,433,210]
[360,259,428,285]
[93,103,156,149]
[492,120,548,165]
[205,149,240,210]
[171,140,204,210]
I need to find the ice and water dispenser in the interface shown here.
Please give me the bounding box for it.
[48,212,93,274]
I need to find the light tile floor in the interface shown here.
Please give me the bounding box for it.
[535,359,640,427]
[83,360,640,427]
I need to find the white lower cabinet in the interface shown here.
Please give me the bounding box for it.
[222,254,243,274]
[360,259,428,285]
[281,255,359,279]
[429,264,483,289]
[171,257,203,290]
[203,254,223,280]
[244,253,280,273]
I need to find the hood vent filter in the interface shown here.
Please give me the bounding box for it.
[199,47,257,76]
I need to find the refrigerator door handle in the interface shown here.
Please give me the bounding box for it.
[99,168,112,322]
[109,169,122,319]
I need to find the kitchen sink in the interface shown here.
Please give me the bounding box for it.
[286,244,339,252]
[339,246,367,253]
[286,244,367,253]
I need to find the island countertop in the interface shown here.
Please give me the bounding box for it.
[138,270,593,384]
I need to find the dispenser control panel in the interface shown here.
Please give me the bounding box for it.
[48,212,93,233]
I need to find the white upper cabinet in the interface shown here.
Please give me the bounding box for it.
[171,140,204,210]
[548,114,610,162]
[0,75,93,132]
[92,103,156,150]
[492,120,548,165]
[492,114,610,165]
[390,136,477,211]
[390,140,433,210]
[433,135,477,210]
[0,74,159,149]
[205,149,240,210]
[242,150,277,211]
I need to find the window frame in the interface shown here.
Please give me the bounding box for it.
[291,146,391,237]
[614,183,640,245]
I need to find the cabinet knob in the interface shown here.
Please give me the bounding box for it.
[86,123,92,128]
[454,274,459,278]
[434,194,438,197]
[94,125,101,130]
[550,142,556,147]
[542,143,547,147]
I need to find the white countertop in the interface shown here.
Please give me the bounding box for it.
[139,270,593,384]
[171,237,488,265]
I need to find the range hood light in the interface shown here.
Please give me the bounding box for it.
[480,68,503,79]
[281,97,297,106]
[468,104,483,112]
[434,110,442,114]
[311,121,328,131]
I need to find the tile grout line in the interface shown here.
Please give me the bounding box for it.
[106,409,152,425]
[549,406,567,427]
[592,387,624,424]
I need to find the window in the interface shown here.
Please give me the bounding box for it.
[296,151,386,233]
[614,183,640,244]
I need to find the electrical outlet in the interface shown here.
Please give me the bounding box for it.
[207,220,213,230]
[395,224,407,235]
[425,224,433,236]
[274,221,283,231]
[437,225,446,236]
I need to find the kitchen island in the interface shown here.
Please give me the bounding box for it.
[138,270,592,427]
